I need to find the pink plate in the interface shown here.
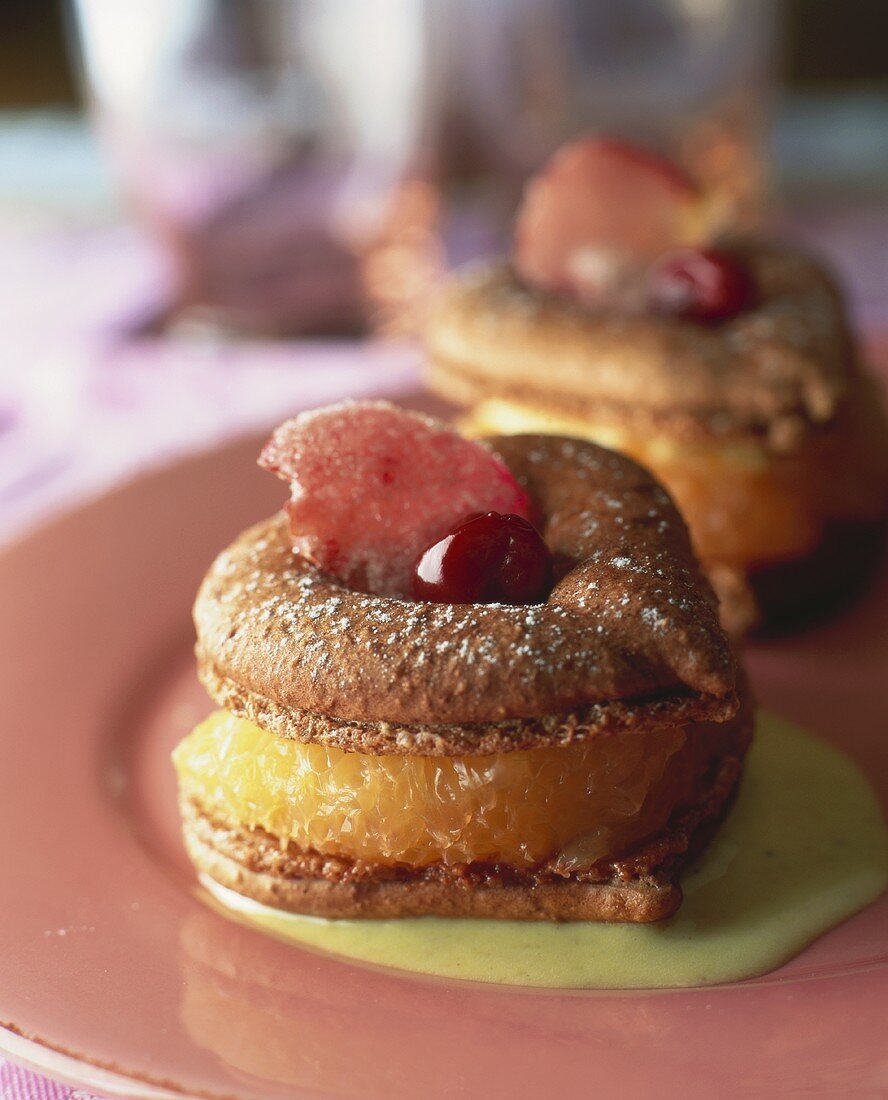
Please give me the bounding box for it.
[0,393,887,1099]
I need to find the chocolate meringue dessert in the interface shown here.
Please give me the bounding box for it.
[173,401,752,923]
[425,136,888,634]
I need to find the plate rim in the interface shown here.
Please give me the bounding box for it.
[1,406,887,1100]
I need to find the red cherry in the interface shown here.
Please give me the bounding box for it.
[412,512,553,605]
[647,248,753,322]
[259,402,531,597]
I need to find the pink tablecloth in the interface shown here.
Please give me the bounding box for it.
[0,224,419,547]
[0,1062,90,1100]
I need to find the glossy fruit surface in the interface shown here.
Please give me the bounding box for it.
[647,247,753,322]
[259,402,530,596]
[412,511,552,604]
[173,711,711,869]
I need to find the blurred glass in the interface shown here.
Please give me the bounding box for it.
[454,0,776,217]
[71,0,776,337]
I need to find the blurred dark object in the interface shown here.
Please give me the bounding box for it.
[7,1,888,114]
[781,0,888,86]
[0,1,77,107]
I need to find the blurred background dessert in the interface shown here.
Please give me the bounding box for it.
[424,138,888,633]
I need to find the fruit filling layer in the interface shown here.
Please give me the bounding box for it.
[174,711,715,870]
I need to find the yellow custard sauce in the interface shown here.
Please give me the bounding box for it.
[199,714,888,989]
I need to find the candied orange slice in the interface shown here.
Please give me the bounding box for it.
[174,711,709,869]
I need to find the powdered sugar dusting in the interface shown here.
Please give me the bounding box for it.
[198,433,732,728]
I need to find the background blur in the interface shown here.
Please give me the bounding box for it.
[1,0,887,537]
[3,1,888,328]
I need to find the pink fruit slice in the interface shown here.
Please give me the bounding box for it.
[259,401,532,596]
[514,136,704,305]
